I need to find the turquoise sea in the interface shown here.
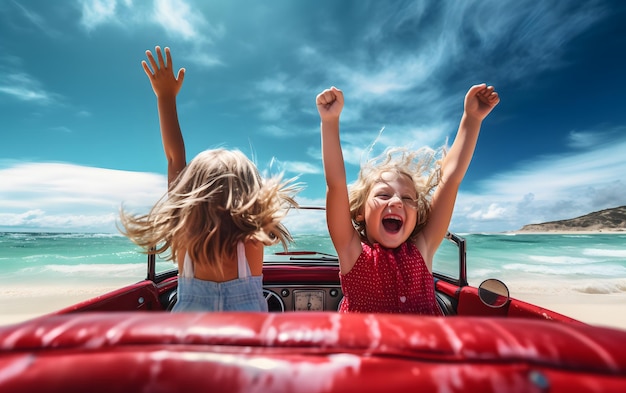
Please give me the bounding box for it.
[1,232,626,297]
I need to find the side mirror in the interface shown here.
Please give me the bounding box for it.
[478,279,510,308]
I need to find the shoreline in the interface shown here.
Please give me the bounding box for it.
[501,230,626,235]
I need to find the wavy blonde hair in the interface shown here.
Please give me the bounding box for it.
[348,146,443,243]
[119,149,300,271]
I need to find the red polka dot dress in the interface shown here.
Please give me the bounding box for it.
[339,241,442,315]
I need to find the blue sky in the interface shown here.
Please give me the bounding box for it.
[1,0,625,234]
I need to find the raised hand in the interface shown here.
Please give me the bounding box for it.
[142,46,187,184]
[464,84,500,121]
[142,46,185,99]
[316,86,344,121]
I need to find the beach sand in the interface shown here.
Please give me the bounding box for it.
[490,230,626,330]
[1,283,625,330]
[514,291,626,330]
[0,283,129,326]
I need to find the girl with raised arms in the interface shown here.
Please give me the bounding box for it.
[316,84,499,314]
[120,46,300,312]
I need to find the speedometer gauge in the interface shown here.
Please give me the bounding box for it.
[293,290,324,311]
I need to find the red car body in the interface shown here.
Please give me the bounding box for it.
[1,231,625,392]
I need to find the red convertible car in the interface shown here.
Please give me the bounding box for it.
[1,209,625,392]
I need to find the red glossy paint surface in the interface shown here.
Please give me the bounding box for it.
[1,312,625,392]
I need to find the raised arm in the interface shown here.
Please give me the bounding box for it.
[417,84,500,267]
[142,46,187,187]
[317,87,362,273]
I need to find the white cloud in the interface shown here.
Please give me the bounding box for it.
[79,0,119,30]
[0,161,326,233]
[0,209,118,231]
[76,0,224,68]
[259,125,292,138]
[259,158,321,177]
[568,131,597,148]
[256,74,289,94]
[153,0,206,41]
[451,136,626,232]
[0,72,58,105]
[479,140,626,201]
[289,2,606,177]
[7,148,619,234]
[0,85,47,102]
[256,101,288,123]
[339,53,438,99]
[0,162,166,233]
[190,52,223,67]
[567,129,621,149]
[283,0,609,163]
[467,204,508,221]
[281,161,322,176]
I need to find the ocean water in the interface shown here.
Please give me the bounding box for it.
[1,232,626,297]
[0,232,149,288]
[446,233,626,296]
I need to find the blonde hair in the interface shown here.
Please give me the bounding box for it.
[349,146,443,242]
[119,149,300,271]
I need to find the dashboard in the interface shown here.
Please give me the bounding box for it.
[162,251,344,312]
[162,250,457,315]
[263,286,343,312]
[262,251,343,312]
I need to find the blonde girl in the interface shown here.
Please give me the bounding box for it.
[120,46,299,311]
[317,84,499,314]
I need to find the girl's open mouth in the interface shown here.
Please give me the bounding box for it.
[382,215,403,233]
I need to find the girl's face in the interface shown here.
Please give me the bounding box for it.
[361,171,418,248]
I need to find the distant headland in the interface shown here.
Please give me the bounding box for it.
[515,206,626,233]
